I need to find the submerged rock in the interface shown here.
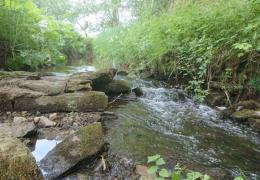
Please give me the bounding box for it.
[132,87,143,97]
[0,137,44,180]
[40,122,104,179]
[0,121,36,138]
[104,80,131,95]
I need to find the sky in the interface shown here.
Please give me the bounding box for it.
[71,0,134,37]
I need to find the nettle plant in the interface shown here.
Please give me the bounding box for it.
[147,155,247,180]
[147,154,209,180]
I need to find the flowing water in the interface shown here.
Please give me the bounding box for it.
[105,78,260,179]
[34,66,260,179]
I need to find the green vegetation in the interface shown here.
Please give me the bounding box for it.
[0,0,87,71]
[94,0,260,101]
[147,154,247,180]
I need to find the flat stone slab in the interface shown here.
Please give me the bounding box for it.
[14,91,108,112]
[40,122,104,179]
[18,80,66,95]
[0,122,36,138]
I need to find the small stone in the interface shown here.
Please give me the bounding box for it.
[6,111,11,115]
[13,117,27,124]
[135,165,156,180]
[37,116,56,128]
[22,111,27,116]
[49,113,58,121]
[36,111,41,116]
[34,117,40,124]
[73,122,79,127]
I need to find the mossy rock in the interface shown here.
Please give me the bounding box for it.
[70,68,117,90]
[0,137,43,180]
[40,122,104,179]
[231,109,260,120]
[0,71,39,80]
[14,91,108,112]
[104,80,131,95]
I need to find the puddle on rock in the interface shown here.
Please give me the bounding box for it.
[32,139,61,162]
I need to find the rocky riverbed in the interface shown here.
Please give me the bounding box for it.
[0,67,259,180]
[0,68,138,179]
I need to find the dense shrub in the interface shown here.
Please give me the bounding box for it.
[0,0,87,71]
[94,0,260,100]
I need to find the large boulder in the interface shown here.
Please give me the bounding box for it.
[0,87,44,111]
[0,87,108,112]
[70,68,117,90]
[18,80,66,95]
[0,121,36,138]
[0,137,44,180]
[40,122,104,179]
[25,91,107,112]
[103,80,131,95]
[65,78,92,93]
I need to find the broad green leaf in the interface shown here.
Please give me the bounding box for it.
[156,178,164,180]
[172,171,181,180]
[159,168,171,178]
[234,176,244,180]
[148,166,158,174]
[203,175,211,180]
[186,172,203,180]
[148,154,161,163]
[156,158,166,165]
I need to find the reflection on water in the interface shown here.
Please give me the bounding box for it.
[32,139,61,162]
[45,65,96,77]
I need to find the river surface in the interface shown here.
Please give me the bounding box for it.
[34,66,260,179]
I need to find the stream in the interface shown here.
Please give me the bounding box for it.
[33,66,260,179]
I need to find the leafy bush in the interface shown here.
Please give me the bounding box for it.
[0,0,87,71]
[94,0,260,100]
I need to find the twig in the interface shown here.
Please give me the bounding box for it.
[108,93,123,105]
[223,87,232,107]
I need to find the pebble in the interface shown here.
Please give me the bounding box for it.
[13,117,27,124]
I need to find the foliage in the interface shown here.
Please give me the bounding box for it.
[248,76,260,93]
[147,154,210,180]
[0,0,87,71]
[93,0,260,100]
[147,155,247,180]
